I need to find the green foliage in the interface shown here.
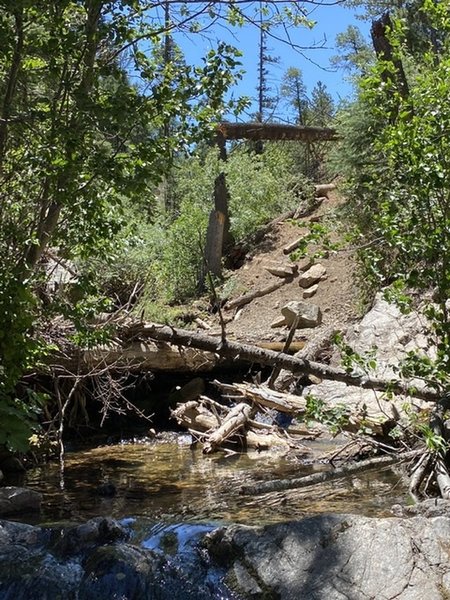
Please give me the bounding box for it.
[331,25,374,76]
[335,0,450,392]
[290,221,341,261]
[305,394,351,435]
[0,1,246,449]
[333,331,378,374]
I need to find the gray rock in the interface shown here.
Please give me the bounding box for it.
[303,293,435,421]
[298,263,327,288]
[264,261,298,278]
[281,300,322,328]
[206,513,450,599]
[0,487,41,516]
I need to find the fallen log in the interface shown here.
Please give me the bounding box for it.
[224,278,292,311]
[220,382,389,435]
[239,450,420,496]
[133,323,441,401]
[232,382,307,414]
[283,235,308,255]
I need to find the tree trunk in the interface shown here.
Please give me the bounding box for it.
[0,8,24,165]
[371,12,409,101]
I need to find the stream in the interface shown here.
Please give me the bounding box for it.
[0,434,412,598]
[16,433,408,527]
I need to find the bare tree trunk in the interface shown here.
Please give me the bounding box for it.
[203,402,252,453]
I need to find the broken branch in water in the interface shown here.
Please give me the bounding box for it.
[239,450,421,496]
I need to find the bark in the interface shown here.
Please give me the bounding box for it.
[204,208,225,277]
[371,12,409,101]
[130,323,441,401]
[232,382,307,414]
[239,450,420,496]
[224,278,292,311]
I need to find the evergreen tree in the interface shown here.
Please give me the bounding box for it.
[281,67,308,124]
[331,25,374,76]
[309,81,335,127]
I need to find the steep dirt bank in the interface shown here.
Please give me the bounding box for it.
[208,191,361,352]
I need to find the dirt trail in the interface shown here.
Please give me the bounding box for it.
[209,192,361,351]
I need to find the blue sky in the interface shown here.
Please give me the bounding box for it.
[173,2,371,119]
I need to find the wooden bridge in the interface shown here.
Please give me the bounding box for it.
[216,121,338,145]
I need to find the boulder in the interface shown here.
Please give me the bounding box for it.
[2,513,450,599]
[281,300,322,328]
[303,293,434,420]
[298,263,327,288]
[206,513,450,600]
[0,487,41,516]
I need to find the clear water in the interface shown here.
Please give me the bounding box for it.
[15,434,409,526]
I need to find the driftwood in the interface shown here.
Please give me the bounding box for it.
[132,323,441,401]
[203,402,252,454]
[171,397,302,452]
[232,382,307,414]
[217,381,390,436]
[224,278,292,311]
[239,450,420,496]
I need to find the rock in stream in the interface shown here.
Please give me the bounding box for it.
[1,511,450,599]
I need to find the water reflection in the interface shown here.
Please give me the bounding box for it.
[21,435,408,526]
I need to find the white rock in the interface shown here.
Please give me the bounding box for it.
[303,284,319,298]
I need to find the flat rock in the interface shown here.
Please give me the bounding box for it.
[0,487,41,516]
[281,300,322,328]
[298,263,327,288]
[303,283,319,298]
[296,256,314,272]
[264,261,298,278]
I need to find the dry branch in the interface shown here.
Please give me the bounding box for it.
[283,236,307,255]
[171,398,297,452]
[203,402,252,454]
[224,278,292,311]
